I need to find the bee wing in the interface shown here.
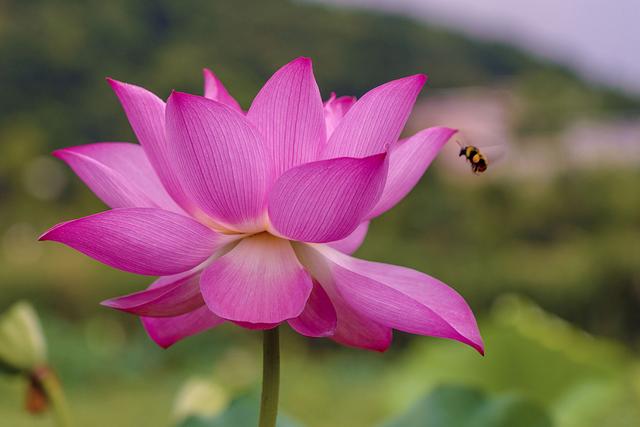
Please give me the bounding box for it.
[481,144,507,165]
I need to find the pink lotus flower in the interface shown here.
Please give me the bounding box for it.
[40,58,483,354]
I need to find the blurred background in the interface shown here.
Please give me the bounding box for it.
[1,0,639,426]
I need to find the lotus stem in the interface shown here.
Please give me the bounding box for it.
[35,366,72,427]
[258,327,280,427]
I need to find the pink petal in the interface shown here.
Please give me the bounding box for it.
[322,75,426,159]
[247,57,326,177]
[369,127,457,218]
[54,142,182,213]
[39,208,236,276]
[234,321,278,330]
[141,305,224,348]
[288,280,337,338]
[165,92,273,232]
[324,92,356,138]
[107,79,195,214]
[200,233,313,324]
[327,221,369,255]
[329,289,392,351]
[299,244,483,354]
[101,270,204,317]
[294,243,392,351]
[202,68,243,113]
[268,153,388,243]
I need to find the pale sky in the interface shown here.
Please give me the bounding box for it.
[314,0,640,95]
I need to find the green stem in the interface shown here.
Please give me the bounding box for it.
[258,327,280,427]
[36,366,72,427]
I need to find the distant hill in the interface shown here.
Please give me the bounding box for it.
[1,0,637,153]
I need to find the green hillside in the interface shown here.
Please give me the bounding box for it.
[1,0,637,150]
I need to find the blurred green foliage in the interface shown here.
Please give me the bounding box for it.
[384,296,640,427]
[177,392,303,427]
[1,0,639,426]
[177,384,554,427]
[381,385,551,427]
[2,297,633,426]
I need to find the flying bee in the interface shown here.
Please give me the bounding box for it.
[459,145,488,174]
[455,139,505,174]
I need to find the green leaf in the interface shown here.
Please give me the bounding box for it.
[385,296,640,427]
[176,392,304,427]
[381,385,552,427]
[0,301,47,374]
